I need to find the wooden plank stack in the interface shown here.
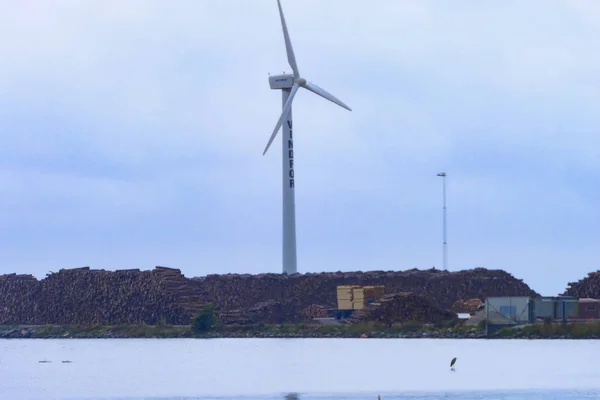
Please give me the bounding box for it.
[337,285,360,310]
[337,285,385,310]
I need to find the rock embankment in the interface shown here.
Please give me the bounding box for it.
[0,325,487,339]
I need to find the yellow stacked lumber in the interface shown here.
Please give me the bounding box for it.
[337,285,361,310]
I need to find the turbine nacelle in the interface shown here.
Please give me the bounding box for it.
[267,74,308,90]
[268,74,295,90]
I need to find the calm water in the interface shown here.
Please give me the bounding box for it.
[1,339,599,400]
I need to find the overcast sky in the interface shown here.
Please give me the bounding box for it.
[0,0,599,296]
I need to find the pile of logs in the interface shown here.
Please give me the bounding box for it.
[153,267,205,317]
[564,271,600,298]
[299,304,330,319]
[193,267,536,314]
[219,309,252,325]
[220,300,309,325]
[450,298,484,314]
[0,274,40,324]
[357,292,458,325]
[0,267,198,325]
[0,266,537,326]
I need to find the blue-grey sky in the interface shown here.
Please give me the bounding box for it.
[1,0,598,296]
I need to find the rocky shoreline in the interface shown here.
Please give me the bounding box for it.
[2,325,599,340]
[0,328,130,339]
[0,326,483,339]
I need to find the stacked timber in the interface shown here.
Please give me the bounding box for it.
[246,300,305,324]
[219,300,309,325]
[450,298,484,314]
[563,271,600,298]
[337,285,386,310]
[193,268,536,314]
[299,304,330,318]
[354,292,457,325]
[344,309,366,324]
[0,266,537,326]
[153,267,205,318]
[0,267,191,325]
[0,274,40,324]
[336,285,360,310]
[219,309,252,325]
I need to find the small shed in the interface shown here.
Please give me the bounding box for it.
[578,298,600,319]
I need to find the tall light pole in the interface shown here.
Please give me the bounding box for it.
[437,172,447,271]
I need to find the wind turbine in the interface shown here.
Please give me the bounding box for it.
[264,0,351,275]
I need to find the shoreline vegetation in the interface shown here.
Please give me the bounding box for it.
[2,319,600,340]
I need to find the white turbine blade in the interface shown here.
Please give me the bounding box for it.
[303,81,352,111]
[277,0,300,78]
[263,83,300,155]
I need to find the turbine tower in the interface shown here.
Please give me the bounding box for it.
[264,0,351,274]
[437,172,447,271]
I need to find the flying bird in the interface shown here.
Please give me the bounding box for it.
[450,357,457,371]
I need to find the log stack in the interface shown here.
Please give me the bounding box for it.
[299,304,330,319]
[450,298,484,314]
[356,292,458,325]
[563,270,600,298]
[0,274,40,324]
[245,300,306,324]
[219,300,311,325]
[219,309,252,325]
[193,267,536,315]
[0,267,196,325]
[153,267,205,317]
[0,266,538,326]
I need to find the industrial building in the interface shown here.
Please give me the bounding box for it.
[531,296,579,321]
[486,296,532,325]
[485,295,600,335]
[579,298,600,319]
